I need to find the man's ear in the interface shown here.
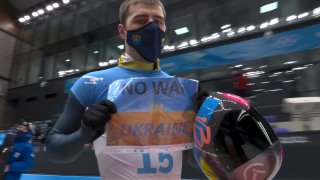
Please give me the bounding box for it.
[118,24,126,40]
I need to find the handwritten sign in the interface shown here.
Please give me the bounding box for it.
[106,77,198,152]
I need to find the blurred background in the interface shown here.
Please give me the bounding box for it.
[0,0,320,179]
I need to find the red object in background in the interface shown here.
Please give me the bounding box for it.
[234,74,248,91]
[234,73,249,97]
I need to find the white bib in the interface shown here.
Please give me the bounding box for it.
[94,134,183,180]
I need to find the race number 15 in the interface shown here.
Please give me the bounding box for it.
[138,153,173,174]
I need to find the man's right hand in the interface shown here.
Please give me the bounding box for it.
[82,100,117,132]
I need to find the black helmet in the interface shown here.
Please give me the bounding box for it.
[192,92,282,180]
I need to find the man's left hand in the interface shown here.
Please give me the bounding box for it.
[193,89,209,113]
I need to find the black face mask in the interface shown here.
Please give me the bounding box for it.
[16,129,28,136]
[127,22,166,62]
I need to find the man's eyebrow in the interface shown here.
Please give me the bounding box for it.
[132,14,165,20]
[132,14,149,19]
[154,15,165,21]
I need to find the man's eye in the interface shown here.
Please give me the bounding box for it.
[156,20,165,27]
[136,20,147,24]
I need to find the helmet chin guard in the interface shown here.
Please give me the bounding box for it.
[193,92,283,180]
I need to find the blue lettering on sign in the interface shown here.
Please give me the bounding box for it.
[120,122,192,137]
[153,123,165,136]
[144,123,153,136]
[133,123,143,136]
[137,153,174,174]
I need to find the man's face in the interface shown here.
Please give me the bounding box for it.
[16,125,28,132]
[119,3,166,39]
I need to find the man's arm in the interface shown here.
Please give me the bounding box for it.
[46,92,97,163]
[46,92,117,163]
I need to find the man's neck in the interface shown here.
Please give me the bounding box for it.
[125,45,151,63]
[123,53,134,62]
[123,52,149,63]
[118,53,160,70]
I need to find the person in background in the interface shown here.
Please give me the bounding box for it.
[4,120,34,180]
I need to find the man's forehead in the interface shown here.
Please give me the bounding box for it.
[128,3,164,19]
[17,124,27,128]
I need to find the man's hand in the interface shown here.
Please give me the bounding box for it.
[82,100,117,131]
[193,89,209,113]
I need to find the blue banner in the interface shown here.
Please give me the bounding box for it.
[64,24,320,93]
[161,24,320,74]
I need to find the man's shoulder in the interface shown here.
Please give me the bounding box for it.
[84,66,123,78]
[78,67,124,85]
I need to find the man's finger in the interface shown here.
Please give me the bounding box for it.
[99,100,117,113]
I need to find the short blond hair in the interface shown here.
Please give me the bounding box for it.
[119,0,166,25]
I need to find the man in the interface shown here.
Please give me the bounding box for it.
[4,120,34,180]
[46,0,207,179]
